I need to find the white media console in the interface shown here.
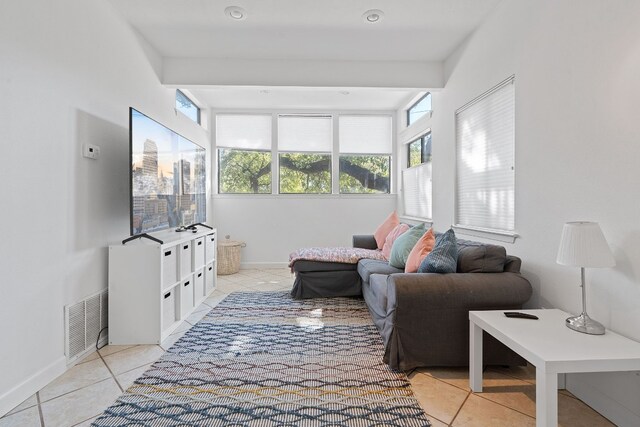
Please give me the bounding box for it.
[108,227,217,344]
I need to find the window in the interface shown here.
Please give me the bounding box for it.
[215,113,395,196]
[407,131,432,168]
[176,90,201,124]
[338,116,392,193]
[403,131,433,218]
[278,115,332,194]
[407,92,432,126]
[455,76,515,232]
[216,114,272,194]
[402,163,432,219]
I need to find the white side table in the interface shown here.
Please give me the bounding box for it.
[469,309,640,427]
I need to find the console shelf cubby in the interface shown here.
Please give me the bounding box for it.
[108,228,217,344]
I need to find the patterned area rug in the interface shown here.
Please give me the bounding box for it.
[93,292,431,426]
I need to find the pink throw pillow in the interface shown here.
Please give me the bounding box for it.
[382,223,410,260]
[405,228,436,273]
[373,211,400,249]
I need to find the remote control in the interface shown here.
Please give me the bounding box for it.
[504,312,539,320]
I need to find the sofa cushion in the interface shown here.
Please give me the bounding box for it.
[457,240,507,273]
[358,259,403,284]
[382,223,410,260]
[389,223,427,269]
[292,260,358,273]
[418,228,458,273]
[368,274,390,315]
[374,211,400,249]
[405,227,436,273]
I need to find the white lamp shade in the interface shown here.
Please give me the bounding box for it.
[556,222,615,268]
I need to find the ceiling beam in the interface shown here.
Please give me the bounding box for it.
[163,58,444,89]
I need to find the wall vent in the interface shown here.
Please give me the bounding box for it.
[64,290,108,363]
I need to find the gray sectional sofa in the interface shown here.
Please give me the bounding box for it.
[289,233,533,370]
[353,234,533,370]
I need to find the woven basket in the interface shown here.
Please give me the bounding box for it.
[217,236,246,275]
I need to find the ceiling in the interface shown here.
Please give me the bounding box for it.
[109,0,500,61]
[189,86,418,110]
[109,0,501,109]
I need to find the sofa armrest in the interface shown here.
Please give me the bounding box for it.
[387,272,532,312]
[382,272,532,369]
[353,234,378,250]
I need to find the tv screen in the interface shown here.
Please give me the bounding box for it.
[130,108,206,235]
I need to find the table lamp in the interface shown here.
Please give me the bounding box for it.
[556,221,615,335]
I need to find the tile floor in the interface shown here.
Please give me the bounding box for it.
[1,268,615,427]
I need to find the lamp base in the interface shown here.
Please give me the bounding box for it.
[565,313,605,335]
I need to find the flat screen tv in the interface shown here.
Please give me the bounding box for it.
[129,108,206,236]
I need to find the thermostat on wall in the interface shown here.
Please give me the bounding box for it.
[83,144,100,160]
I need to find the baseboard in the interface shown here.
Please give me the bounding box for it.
[0,356,66,417]
[568,374,640,427]
[240,261,290,269]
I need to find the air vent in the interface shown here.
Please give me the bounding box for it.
[64,290,108,363]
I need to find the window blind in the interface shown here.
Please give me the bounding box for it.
[278,115,332,152]
[402,163,432,219]
[339,115,392,154]
[455,77,515,232]
[216,114,272,150]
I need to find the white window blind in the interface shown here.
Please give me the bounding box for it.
[339,116,392,154]
[216,114,272,150]
[278,115,332,152]
[402,163,432,219]
[455,77,515,232]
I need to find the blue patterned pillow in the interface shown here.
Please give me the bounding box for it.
[418,228,458,273]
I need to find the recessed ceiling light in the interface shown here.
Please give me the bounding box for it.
[362,9,384,23]
[225,6,246,20]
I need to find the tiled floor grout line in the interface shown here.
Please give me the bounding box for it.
[448,390,471,426]
[420,369,542,422]
[36,391,44,427]
[417,372,471,394]
[411,369,542,423]
[474,392,537,420]
[422,412,450,427]
[487,367,536,385]
[98,344,138,359]
[98,351,125,393]
[38,377,115,405]
[70,414,99,427]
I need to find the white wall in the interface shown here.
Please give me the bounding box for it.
[0,0,209,415]
[213,196,396,267]
[410,0,640,424]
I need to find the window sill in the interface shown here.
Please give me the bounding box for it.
[452,225,519,244]
[213,193,397,200]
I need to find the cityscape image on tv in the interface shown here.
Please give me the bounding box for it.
[130,109,206,235]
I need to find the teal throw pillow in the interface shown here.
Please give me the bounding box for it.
[389,223,427,269]
[418,228,458,273]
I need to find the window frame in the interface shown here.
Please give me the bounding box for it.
[406,92,432,126]
[176,89,201,125]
